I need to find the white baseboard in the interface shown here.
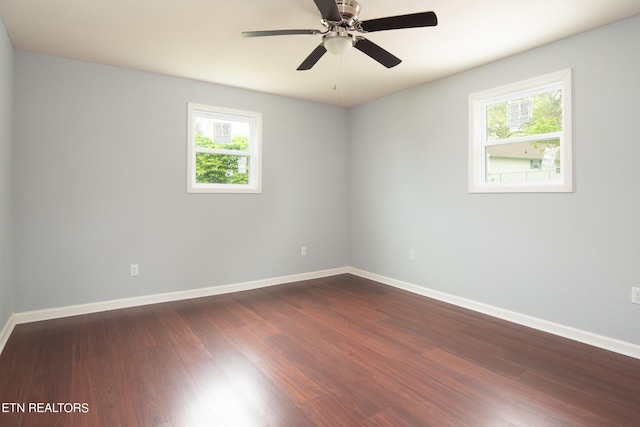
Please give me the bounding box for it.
[0,313,16,356]
[347,267,640,360]
[13,267,349,325]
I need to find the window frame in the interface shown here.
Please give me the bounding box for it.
[468,69,572,193]
[187,103,262,194]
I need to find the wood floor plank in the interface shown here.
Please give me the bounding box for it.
[0,322,45,375]
[420,347,608,426]
[222,325,326,404]
[363,407,423,427]
[91,343,141,426]
[113,306,163,350]
[299,394,368,427]
[152,306,211,365]
[2,274,640,426]
[71,355,119,427]
[123,346,171,427]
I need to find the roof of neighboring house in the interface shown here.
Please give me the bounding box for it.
[487,142,553,160]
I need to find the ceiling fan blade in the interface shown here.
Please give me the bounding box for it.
[354,38,401,68]
[242,29,321,38]
[297,44,328,70]
[359,11,438,33]
[313,0,342,22]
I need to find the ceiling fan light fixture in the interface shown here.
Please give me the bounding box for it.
[324,35,353,55]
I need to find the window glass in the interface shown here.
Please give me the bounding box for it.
[485,89,562,141]
[485,139,560,183]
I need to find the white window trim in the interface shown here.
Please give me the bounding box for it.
[187,103,262,194]
[468,69,573,193]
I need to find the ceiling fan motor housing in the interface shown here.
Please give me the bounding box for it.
[336,0,361,25]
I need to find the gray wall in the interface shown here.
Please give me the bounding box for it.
[0,19,13,329]
[349,15,640,345]
[12,53,349,311]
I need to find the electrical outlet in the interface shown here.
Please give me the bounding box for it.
[301,246,307,256]
[130,264,139,277]
[632,287,640,304]
[410,249,416,261]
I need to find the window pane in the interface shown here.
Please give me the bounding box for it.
[193,114,251,151]
[486,88,562,141]
[485,139,560,183]
[195,153,250,184]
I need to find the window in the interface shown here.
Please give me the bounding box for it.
[187,103,262,193]
[468,69,572,193]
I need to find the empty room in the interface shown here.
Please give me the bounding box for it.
[1,0,640,426]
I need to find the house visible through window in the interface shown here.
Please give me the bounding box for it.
[187,103,262,193]
[468,69,572,193]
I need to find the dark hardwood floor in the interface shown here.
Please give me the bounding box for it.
[1,274,639,426]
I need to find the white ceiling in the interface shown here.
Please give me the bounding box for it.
[1,0,639,107]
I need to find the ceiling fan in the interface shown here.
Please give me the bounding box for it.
[241,0,438,70]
